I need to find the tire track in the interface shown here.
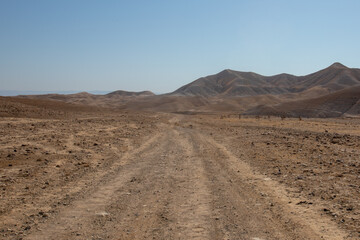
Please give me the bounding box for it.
[163,128,214,239]
[190,129,347,240]
[25,131,166,240]
[96,128,215,239]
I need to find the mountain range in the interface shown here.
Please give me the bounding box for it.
[171,62,360,97]
[3,62,360,118]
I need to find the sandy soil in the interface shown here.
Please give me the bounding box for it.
[0,113,359,239]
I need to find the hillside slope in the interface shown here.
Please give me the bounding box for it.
[245,86,360,117]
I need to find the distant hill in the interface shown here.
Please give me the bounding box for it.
[6,63,360,118]
[18,90,155,108]
[106,90,155,97]
[0,90,111,96]
[170,69,295,97]
[170,63,360,98]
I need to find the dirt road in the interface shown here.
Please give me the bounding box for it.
[1,113,358,239]
[4,116,345,240]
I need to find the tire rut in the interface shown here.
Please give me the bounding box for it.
[189,129,347,240]
[25,131,166,240]
[164,128,214,239]
[93,128,215,239]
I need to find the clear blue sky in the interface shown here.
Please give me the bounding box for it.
[1,0,360,93]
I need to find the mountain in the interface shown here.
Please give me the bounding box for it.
[170,69,296,97]
[106,90,155,97]
[294,63,360,92]
[170,63,360,98]
[7,63,360,118]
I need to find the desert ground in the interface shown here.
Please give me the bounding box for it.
[0,107,359,240]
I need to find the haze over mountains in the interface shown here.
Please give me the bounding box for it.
[2,62,360,118]
[0,90,112,97]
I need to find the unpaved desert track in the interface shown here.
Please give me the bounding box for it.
[0,114,351,240]
[18,116,350,240]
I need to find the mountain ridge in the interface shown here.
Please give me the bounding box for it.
[169,63,360,97]
[5,62,360,118]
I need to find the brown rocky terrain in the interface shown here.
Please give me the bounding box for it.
[0,98,359,239]
[0,96,107,119]
[246,86,360,117]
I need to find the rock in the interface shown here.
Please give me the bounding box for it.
[346,206,353,211]
[296,201,313,205]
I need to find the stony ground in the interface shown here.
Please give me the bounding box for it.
[0,113,359,239]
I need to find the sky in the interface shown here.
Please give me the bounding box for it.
[1,0,360,94]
